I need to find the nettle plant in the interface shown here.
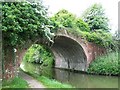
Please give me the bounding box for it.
[2,1,54,48]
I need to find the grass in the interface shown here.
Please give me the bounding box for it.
[23,70,74,88]
[36,76,73,88]
[87,51,119,76]
[2,76,29,89]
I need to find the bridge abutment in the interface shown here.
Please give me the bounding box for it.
[2,46,28,79]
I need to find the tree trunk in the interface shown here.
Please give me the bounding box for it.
[2,46,15,80]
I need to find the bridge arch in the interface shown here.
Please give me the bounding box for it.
[17,34,88,72]
[51,35,87,71]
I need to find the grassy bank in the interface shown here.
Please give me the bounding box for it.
[23,70,74,88]
[2,77,29,89]
[87,51,119,76]
[36,75,73,88]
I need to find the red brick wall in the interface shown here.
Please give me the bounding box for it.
[84,42,106,65]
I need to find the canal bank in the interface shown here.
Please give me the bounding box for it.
[18,70,45,88]
[20,61,119,88]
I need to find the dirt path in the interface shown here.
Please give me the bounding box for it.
[19,70,45,89]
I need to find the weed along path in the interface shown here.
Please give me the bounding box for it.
[18,70,45,89]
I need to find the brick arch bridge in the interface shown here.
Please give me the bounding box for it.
[51,30,105,71]
[3,29,106,79]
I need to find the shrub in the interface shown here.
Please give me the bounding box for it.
[76,18,90,32]
[66,28,114,48]
[50,9,76,30]
[23,44,54,67]
[87,51,119,75]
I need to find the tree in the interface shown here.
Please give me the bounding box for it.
[50,9,76,30]
[82,3,110,32]
[2,1,54,48]
[112,30,120,50]
[2,1,54,79]
[76,18,90,32]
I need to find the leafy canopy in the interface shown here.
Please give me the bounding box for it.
[50,9,114,48]
[82,3,110,31]
[50,9,90,32]
[2,1,54,47]
[50,9,76,29]
[76,18,90,32]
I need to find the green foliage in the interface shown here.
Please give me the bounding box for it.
[87,51,119,75]
[50,9,90,32]
[67,28,114,48]
[82,3,109,31]
[2,2,53,47]
[76,18,90,32]
[83,30,114,47]
[50,9,113,48]
[2,76,29,88]
[23,44,54,68]
[112,30,120,50]
[36,76,73,88]
[50,9,77,31]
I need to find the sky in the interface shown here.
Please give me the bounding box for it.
[42,0,119,34]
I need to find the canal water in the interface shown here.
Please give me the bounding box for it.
[20,61,119,88]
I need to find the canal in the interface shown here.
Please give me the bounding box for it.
[20,61,118,88]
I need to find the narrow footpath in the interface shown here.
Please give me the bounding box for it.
[18,70,45,89]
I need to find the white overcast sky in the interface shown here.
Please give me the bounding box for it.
[42,0,119,34]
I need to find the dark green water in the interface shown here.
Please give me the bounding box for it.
[20,61,119,88]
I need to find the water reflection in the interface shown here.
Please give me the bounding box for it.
[54,69,118,88]
[20,61,118,88]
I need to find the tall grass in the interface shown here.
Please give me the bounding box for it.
[87,51,119,76]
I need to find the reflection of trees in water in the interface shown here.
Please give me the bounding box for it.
[21,61,118,88]
[54,68,118,88]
